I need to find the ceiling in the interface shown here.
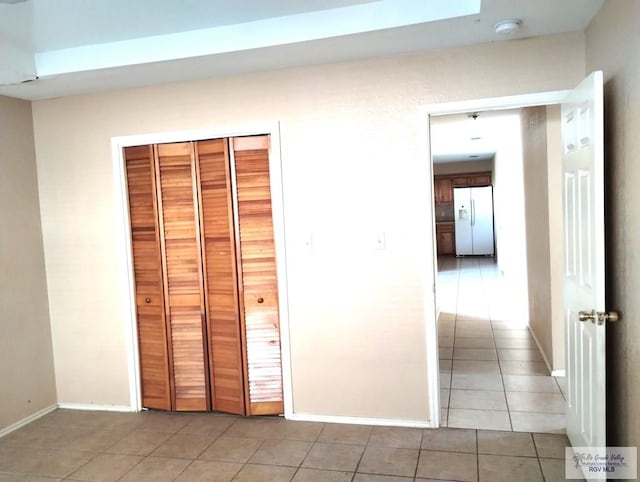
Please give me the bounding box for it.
[431,110,520,164]
[0,0,604,100]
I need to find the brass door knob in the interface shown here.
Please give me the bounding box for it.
[578,309,620,325]
[257,297,264,304]
[145,298,151,304]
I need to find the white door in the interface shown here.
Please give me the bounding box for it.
[563,71,611,461]
[470,186,494,255]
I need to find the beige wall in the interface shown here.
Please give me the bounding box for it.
[545,105,565,372]
[586,0,640,448]
[491,112,529,323]
[0,95,57,432]
[521,106,554,367]
[31,32,585,422]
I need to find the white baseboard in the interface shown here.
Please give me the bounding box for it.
[57,403,135,412]
[528,325,566,377]
[286,412,433,429]
[0,404,58,438]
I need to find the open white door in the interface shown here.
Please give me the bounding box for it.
[563,71,618,468]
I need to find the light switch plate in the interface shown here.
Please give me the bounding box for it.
[375,231,386,250]
[304,232,313,250]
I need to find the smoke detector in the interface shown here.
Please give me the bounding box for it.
[494,19,522,35]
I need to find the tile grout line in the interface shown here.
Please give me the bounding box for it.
[475,428,480,482]
[66,416,157,481]
[228,417,261,482]
[494,310,515,433]
[167,422,232,480]
[346,431,369,481]
[289,426,320,482]
[415,424,426,479]
[530,431,549,481]
[448,290,457,421]
[115,417,193,481]
[480,257,516,433]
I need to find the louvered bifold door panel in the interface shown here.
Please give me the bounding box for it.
[196,139,246,415]
[124,145,172,410]
[156,142,210,411]
[231,136,284,415]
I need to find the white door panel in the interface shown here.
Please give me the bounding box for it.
[563,71,607,479]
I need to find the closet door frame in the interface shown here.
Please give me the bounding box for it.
[112,123,292,417]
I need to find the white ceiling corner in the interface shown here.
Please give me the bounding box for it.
[0,0,604,100]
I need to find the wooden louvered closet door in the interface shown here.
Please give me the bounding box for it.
[195,139,246,414]
[232,136,284,416]
[156,142,209,411]
[124,146,172,410]
[125,136,283,416]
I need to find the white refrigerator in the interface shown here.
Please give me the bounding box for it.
[454,186,495,256]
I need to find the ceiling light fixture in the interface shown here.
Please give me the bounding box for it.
[494,19,522,35]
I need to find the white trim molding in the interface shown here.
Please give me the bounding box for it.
[420,90,570,116]
[0,404,58,438]
[111,122,293,418]
[419,89,571,430]
[288,413,433,429]
[57,403,135,413]
[528,324,555,375]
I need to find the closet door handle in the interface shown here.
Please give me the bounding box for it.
[257,297,264,304]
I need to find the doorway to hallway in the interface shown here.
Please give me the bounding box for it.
[437,256,566,433]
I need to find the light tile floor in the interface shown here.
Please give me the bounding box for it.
[0,409,576,481]
[437,256,568,433]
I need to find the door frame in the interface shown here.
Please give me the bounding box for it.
[419,90,569,427]
[110,122,293,417]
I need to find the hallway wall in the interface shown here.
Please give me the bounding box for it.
[521,106,554,368]
[545,105,565,373]
[492,112,529,324]
[519,106,565,373]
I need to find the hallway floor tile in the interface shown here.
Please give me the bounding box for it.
[437,256,566,434]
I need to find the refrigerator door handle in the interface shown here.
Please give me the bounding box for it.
[471,199,475,226]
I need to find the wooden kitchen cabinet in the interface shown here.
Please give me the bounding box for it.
[451,176,470,187]
[436,223,455,255]
[448,171,492,187]
[434,177,453,204]
[469,173,492,186]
